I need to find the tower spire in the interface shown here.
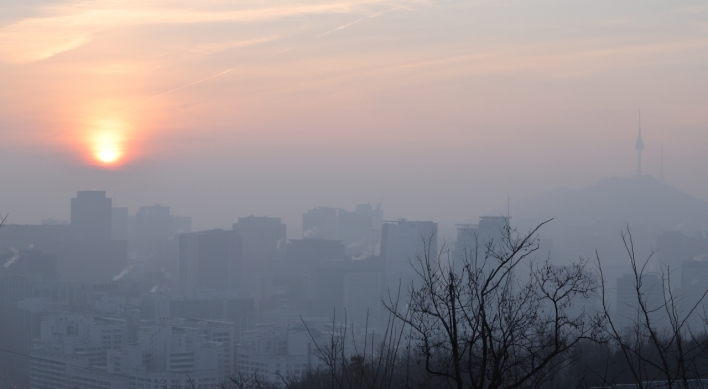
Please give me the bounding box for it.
[660,145,664,182]
[635,110,644,176]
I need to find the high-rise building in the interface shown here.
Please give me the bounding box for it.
[233,217,287,261]
[311,256,383,323]
[179,229,243,296]
[233,216,287,295]
[136,205,174,240]
[453,216,511,265]
[55,239,128,283]
[635,111,645,177]
[616,273,664,328]
[302,204,384,257]
[111,207,129,240]
[679,258,708,329]
[287,238,346,274]
[0,274,34,388]
[380,220,437,292]
[71,191,112,240]
[303,207,339,240]
[343,265,383,325]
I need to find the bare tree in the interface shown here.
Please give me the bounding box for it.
[302,305,412,389]
[595,228,708,389]
[384,221,597,389]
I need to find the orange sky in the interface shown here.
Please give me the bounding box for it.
[1,0,707,231]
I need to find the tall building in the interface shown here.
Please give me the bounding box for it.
[616,273,664,328]
[635,111,645,177]
[308,256,383,323]
[287,239,346,274]
[303,204,384,257]
[302,207,339,240]
[453,216,511,265]
[0,274,34,388]
[337,204,384,257]
[680,258,708,329]
[179,229,243,296]
[343,261,383,325]
[71,191,112,240]
[111,207,129,240]
[55,239,128,283]
[136,205,174,240]
[380,220,437,292]
[232,216,287,295]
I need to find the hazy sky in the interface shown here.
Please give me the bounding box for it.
[1,0,707,235]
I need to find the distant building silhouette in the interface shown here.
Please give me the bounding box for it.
[453,216,511,267]
[616,273,664,328]
[111,207,128,240]
[635,111,645,176]
[71,191,112,240]
[55,239,127,283]
[136,205,174,240]
[680,258,708,328]
[343,261,383,324]
[381,220,437,292]
[179,229,243,296]
[287,238,346,275]
[303,207,339,240]
[30,314,233,388]
[232,216,287,296]
[236,323,323,384]
[303,204,383,257]
[151,296,255,343]
[311,256,383,323]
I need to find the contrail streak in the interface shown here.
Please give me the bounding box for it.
[314,12,382,38]
[118,47,293,113]
[121,65,245,111]
[120,12,383,112]
[316,17,365,38]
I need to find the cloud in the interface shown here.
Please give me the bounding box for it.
[0,0,411,64]
[190,36,281,55]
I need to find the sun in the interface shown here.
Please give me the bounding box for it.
[97,148,119,164]
[88,118,127,166]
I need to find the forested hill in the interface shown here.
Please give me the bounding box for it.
[506,175,708,236]
[495,176,708,267]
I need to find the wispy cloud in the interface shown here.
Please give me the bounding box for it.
[0,0,414,63]
[190,36,282,55]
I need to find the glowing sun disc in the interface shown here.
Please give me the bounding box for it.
[96,148,120,164]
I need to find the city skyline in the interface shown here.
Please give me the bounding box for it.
[2,2,708,388]
[1,1,707,231]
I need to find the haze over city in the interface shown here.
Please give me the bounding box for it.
[1,1,707,233]
[1,1,708,389]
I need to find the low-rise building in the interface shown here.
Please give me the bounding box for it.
[29,314,234,389]
[236,323,323,384]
